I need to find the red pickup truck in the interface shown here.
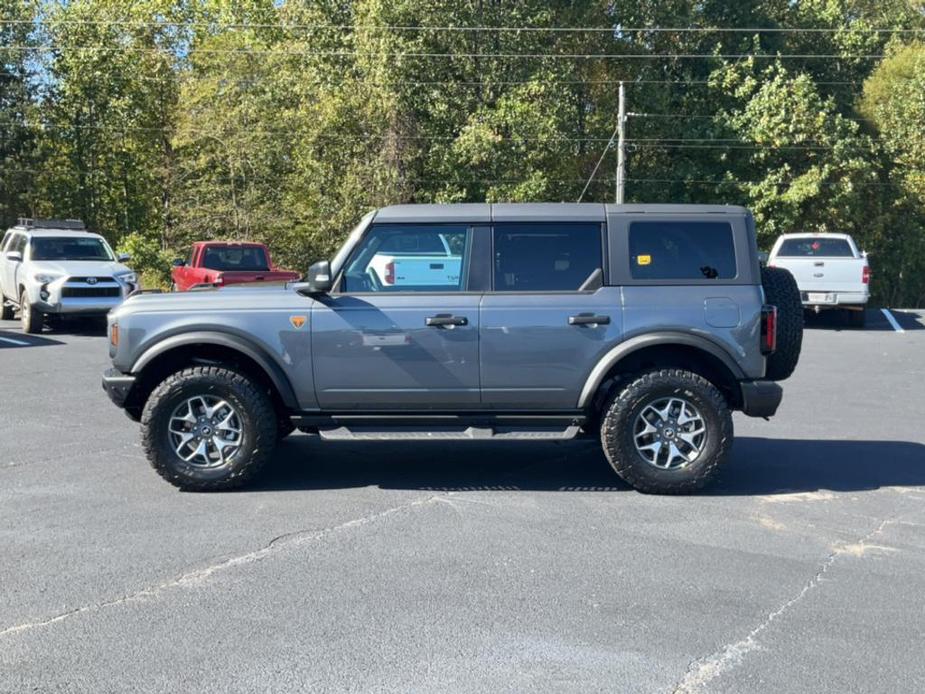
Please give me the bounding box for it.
[171,242,301,292]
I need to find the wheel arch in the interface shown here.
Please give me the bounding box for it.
[126,332,298,419]
[579,333,745,412]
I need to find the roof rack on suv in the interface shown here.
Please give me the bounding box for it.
[16,217,87,231]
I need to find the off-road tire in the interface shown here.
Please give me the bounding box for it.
[600,369,733,494]
[141,366,278,491]
[760,266,803,381]
[19,290,43,334]
[0,294,13,321]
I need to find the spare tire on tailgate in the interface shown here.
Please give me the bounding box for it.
[761,266,803,381]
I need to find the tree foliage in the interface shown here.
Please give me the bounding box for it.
[5,0,925,304]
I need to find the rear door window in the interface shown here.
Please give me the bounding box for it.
[628,221,736,280]
[492,223,603,292]
[777,238,854,257]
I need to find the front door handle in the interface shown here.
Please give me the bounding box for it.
[426,314,469,327]
[569,313,611,326]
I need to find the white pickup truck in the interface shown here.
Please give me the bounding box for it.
[363,230,462,290]
[768,233,870,327]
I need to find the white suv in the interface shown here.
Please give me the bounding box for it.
[0,219,137,333]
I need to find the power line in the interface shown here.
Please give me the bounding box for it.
[1,19,924,33]
[3,45,889,59]
[0,70,863,88]
[0,121,878,147]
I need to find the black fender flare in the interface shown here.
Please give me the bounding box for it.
[577,332,746,408]
[131,331,299,409]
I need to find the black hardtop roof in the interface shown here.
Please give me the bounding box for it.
[372,203,749,224]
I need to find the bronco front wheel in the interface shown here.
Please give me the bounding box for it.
[141,366,278,491]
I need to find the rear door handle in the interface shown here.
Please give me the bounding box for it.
[426,314,469,327]
[569,314,611,326]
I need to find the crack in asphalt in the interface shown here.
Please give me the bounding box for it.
[2,443,143,471]
[0,492,448,640]
[670,516,898,694]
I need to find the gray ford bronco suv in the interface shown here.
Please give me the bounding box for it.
[102,204,802,494]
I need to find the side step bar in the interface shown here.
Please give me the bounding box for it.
[317,424,582,442]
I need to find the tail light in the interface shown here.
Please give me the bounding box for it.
[384,261,395,285]
[862,266,871,284]
[760,305,777,355]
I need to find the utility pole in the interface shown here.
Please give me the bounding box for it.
[615,81,626,204]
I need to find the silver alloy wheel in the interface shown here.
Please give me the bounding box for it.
[633,396,706,470]
[168,395,243,468]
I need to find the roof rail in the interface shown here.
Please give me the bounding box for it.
[17,218,87,231]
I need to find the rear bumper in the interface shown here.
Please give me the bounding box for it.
[799,290,869,307]
[739,380,783,418]
[102,368,136,409]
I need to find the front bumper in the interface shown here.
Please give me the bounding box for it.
[739,380,783,418]
[102,368,137,409]
[31,278,135,315]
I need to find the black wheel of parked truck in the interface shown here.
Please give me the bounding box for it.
[760,266,803,381]
[0,294,13,321]
[19,289,43,334]
[600,369,733,494]
[141,366,278,491]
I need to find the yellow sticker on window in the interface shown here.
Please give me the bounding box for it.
[637,254,652,266]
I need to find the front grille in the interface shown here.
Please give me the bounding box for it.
[62,287,121,298]
[68,277,114,283]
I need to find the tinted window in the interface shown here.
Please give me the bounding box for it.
[201,246,269,271]
[777,238,853,257]
[629,221,736,280]
[493,223,602,292]
[31,237,113,261]
[343,224,470,292]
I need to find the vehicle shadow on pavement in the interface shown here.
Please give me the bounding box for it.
[254,436,925,495]
[711,437,925,496]
[42,317,108,337]
[804,308,925,331]
[0,329,64,348]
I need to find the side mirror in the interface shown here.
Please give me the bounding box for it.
[5,251,22,263]
[172,258,186,267]
[757,251,769,266]
[118,253,131,263]
[306,260,333,294]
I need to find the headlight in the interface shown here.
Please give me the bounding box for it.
[34,273,60,284]
[117,272,137,284]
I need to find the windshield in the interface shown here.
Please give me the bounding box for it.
[30,237,114,261]
[777,238,854,258]
[201,246,270,272]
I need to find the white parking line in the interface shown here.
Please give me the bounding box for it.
[0,336,30,346]
[880,308,905,333]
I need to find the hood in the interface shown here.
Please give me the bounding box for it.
[29,260,133,278]
[113,283,305,316]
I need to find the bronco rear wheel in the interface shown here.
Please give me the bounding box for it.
[141,366,277,491]
[600,369,733,494]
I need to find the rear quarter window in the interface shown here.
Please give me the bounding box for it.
[629,221,736,281]
[776,238,854,257]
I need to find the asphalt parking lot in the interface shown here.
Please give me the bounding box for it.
[1,310,924,693]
